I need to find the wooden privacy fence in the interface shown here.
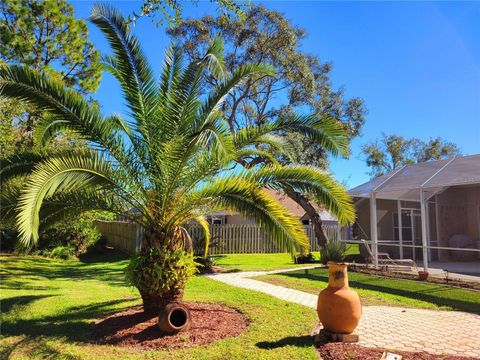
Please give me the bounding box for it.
[94,220,143,254]
[95,221,340,255]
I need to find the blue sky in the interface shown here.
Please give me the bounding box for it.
[72,1,480,188]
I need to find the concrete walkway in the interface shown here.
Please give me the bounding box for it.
[207,267,480,357]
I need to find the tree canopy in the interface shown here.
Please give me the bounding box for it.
[168,5,367,168]
[134,0,246,26]
[1,0,101,93]
[0,0,101,152]
[362,133,461,178]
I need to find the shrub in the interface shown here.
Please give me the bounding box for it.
[80,235,109,259]
[195,256,217,273]
[293,252,316,264]
[46,245,76,259]
[320,240,346,264]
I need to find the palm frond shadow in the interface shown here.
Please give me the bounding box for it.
[256,335,314,349]
[2,298,137,342]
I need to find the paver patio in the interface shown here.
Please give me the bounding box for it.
[207,268,480,357]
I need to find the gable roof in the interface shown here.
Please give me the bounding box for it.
[263,188,308,217]
[211,188,336,222]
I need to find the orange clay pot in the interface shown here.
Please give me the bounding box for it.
[317,262,362,334]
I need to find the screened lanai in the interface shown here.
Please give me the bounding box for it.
[348,154,480,272]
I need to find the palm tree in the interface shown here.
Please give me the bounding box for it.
[0,5,354,314]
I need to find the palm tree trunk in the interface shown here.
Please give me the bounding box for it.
[140,290,184,314]
[283,186,329,247]
[133,228,190,314]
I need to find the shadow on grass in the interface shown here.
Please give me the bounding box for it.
[78,250,130,264]
[280,271,480,314]
[1,336,82,359]
[1,251,130,288]
[1,298,137,342]
[0,279,57,291]
[1,295,55,313]
[256,335,313,349]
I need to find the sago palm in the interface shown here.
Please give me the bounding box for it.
[0,5,354,313]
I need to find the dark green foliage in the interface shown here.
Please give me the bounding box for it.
[32,217,104,258]
[0,0,101,93]
[293,252,316,264]
[0,210,112,258]
[46,245,76,259]
[195,255,218,273]
[320,240,346,264]
[0,228,17,252]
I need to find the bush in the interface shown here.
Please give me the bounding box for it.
[80,235,109,259]
[320,240,346,264]
[195,256,217,273]
[45,245,76,259]
[4,210,113,259]
[293,252,316,264]
[36,224,101,257]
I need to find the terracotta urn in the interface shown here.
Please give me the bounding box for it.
[317,262,362,334]
[158,302,191,334]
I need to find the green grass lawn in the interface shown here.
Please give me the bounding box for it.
[212,253,318,271]
[0,252,318,359]
[255,268,480,313]
[212,244,359,271]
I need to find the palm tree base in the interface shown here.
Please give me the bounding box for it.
[140,291,184,315]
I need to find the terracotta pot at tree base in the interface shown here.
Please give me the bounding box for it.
[158,302,191,334]
[317,262,362,334]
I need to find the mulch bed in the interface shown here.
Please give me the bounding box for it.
[92,302,248,350]
[317,343,478,360]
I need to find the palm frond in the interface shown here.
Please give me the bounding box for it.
[0,66,134,169]
[234,148,280,167]
[276,114,349,157]
[179,177,309,254]
[234,114,348,158]
[191,216,211,258]
[1,151,46,183]
[15,152,147,247]
[252,165,355,226]
[90,4,156,127]
[0,184,21,226]
[38,189,135,232]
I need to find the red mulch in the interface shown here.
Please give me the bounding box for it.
[92,302,248,350]
[317,343,478,360]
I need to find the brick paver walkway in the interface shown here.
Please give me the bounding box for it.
[207,268,480,357]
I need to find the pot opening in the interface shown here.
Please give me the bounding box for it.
[169,308,188,328]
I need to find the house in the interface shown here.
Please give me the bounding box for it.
[205,188,338,226]
[349,154,480,272]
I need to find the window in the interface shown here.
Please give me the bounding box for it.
[207,215,226,225]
